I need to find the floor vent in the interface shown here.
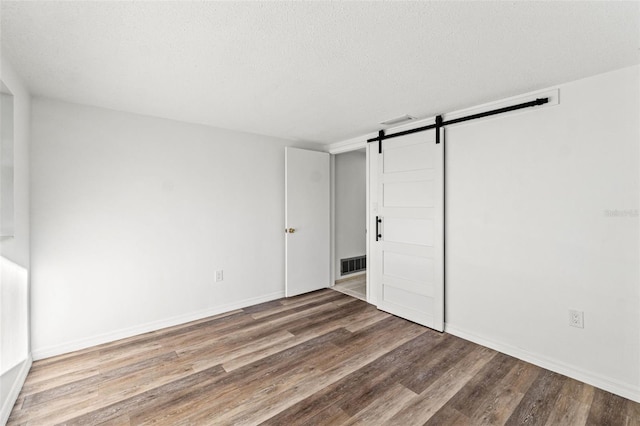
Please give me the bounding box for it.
[341,255,366,276]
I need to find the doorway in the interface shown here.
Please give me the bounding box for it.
[332,148,367,301]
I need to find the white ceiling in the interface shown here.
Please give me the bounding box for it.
[1,1,639,144]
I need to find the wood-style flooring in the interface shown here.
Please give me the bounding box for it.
[8,289,640,425]
[333,274,366,301]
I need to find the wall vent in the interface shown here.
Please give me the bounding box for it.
[380,114,416,126]
[341,255,366,276]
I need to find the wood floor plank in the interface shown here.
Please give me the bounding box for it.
[193,317,426,425]
[277,288,335,305]
[627,412,640,426]
[220,336,413,425]
[33,309,241,368]
[241,298,351,336]
[387,346,497,426]
[22,372,104,409]
[222,300,388,372]
[191,332,295,373]
[8,386,101,425]
[96,356,195,400]
[240,298,284,314]
[306,403,353,425]
[504,369,567,426]
[22,351,181,411]
[260,325,436,425]
[11,362,198,425]
[399,333,475,394]
[96,413,131,426]
[468,360,541,425]
[24,354,102,387]
[156,313,257,351]
[585,388,630,426]
[545,378,595,426]
[64,365,226,426]
[287,299,370,335]
[250,290,347,319]
[546,394,591,426]
[448,352,519,416]
[626,397,640,426]
[337,331,449,416]
[424,405,472,426]
[133,329,354,425]
[221,328,330,372]
[183,342,350,425]
[341,383,417,426]
[8,289,639,426]
[24,310,250,389]
[19,366,101,398]
[344,307,391,333]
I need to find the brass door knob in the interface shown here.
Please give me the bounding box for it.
[286,228,296,233]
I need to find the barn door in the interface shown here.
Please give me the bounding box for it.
[372,129,444,331]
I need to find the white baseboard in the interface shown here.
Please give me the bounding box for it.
[33,291,285,361]
[444,323,640,403]
[1,355,32,425]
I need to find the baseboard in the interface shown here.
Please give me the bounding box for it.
[1,355,32,425]
[33,291,285,361]
[444,323,640,403]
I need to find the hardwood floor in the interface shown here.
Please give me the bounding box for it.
[333,274,366,301]
[8,289,640,425]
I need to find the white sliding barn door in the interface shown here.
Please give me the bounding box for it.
[285,147,330,297]
[371,129,444,331]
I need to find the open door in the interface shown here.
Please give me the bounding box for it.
[285,147,330,297]
[371,129,444,331]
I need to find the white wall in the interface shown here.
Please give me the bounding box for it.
[30,98,322,358]
[0,56,31,425]
[347,65,640,401]
[0,59,30,271]
[334,150,366,280]
[444,65,639,400]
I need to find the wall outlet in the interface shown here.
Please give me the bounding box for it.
[569,309,584,328]
[215,270,223,282]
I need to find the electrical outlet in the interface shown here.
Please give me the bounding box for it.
[215,270,224,282]
[569,310,584,328]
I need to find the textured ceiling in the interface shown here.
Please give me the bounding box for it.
[1,1,639,144]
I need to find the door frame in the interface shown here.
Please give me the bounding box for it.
[328,141,371,303]
[327,117,442,306]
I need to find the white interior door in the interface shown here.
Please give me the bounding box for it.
[285,147,330,297]
[371,129,444,331]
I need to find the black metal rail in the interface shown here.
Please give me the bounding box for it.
[367,97,549,145]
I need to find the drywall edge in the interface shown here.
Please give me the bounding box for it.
[0,356,31,425]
